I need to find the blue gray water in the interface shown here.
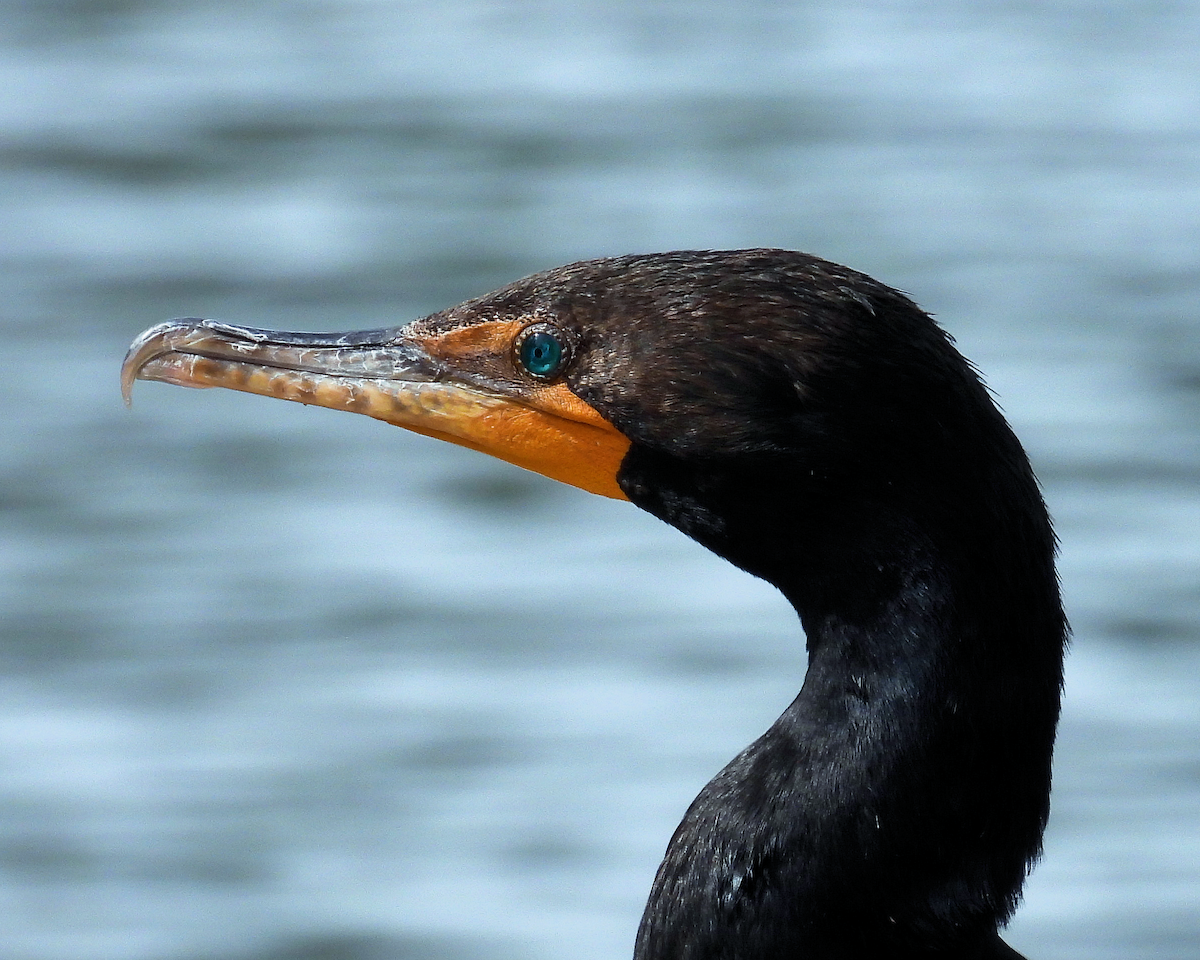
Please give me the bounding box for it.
[2,2,1199,958]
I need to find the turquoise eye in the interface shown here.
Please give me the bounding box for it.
[517,326,568,379]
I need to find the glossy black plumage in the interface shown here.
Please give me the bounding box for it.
[437,250,1067,958]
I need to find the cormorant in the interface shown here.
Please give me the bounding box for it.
[122,249,1066,960]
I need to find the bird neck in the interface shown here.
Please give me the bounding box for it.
[622,450,1065,959]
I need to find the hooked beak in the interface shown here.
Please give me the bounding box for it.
[121,318,630,499]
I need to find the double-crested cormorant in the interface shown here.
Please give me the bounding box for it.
[123,249,1066,960]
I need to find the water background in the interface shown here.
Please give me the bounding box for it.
[2,2,1199,958]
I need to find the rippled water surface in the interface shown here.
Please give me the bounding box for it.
[2,3,1199,958]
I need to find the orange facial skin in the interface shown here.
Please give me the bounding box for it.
[122,317,631,500]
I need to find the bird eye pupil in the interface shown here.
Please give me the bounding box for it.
[519,329,565,379]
